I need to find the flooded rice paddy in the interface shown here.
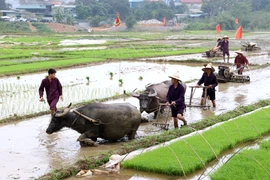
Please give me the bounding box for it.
[1,57,270,179]
[0,61,206,119]
[1,34,270,179]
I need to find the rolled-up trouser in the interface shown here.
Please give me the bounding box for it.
[202,88,216,101]
[171,105,186,118]
[47,98,59,111]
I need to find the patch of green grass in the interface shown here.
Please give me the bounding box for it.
[122,107,270,176]
[0,57,105,75]
[211,139,270,180]
[0,22,31,33]
[0,45,207,76]
[32,22,52,33]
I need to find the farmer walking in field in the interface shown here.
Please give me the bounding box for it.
[39,68,63,116]
[166,73,187,128]
[221,35,230,63]
[196,63,218,108]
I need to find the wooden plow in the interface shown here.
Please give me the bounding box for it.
[186,86,210,109]
[151,103,171,130]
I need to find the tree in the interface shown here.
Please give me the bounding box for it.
[75,0,97,6]
[137,1,174,21]
[65,13,74,25]
[250,0,270,11]
[91,4,108,17]
[214,12,236,30]
[54,8,65,23]
[174,4,188,14]
[90,15,106,27]
[125,15,136,29]
[230,2,252,28]
[76,4,92,19]
[99,0,130,19]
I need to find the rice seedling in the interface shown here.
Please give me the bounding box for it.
[16,76,20,80]
[109,72,113,80]
[119,79,123,86]
[138,76,143,81]
[210,139,270,180]
[122,107,270,176]
[86,76,90,84]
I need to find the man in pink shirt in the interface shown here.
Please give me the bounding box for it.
[234,50,249,74]
[39,68,63,116]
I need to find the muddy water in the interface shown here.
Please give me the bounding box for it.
[1,61,270,179]
[0,61,205,119]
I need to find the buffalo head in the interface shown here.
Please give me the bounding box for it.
[46,103,72,134]
[131,89,158,113]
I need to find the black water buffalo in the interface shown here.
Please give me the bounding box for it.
[131,80,186,119]
[46,103,141,146]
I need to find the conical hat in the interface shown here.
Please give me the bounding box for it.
[235,50,244,55]
[202,63,215,72]
[168,73,182,81]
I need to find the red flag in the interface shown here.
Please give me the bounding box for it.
[115,12,121,27]
[235,25,242,40]
[162,16,166,26]
[216,24,220,33]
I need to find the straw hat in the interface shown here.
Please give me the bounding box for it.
[202,63,215,72]
[168,73,181,81]
[104,154,124,168]
[235,50,244,55]
[223,35,229,39]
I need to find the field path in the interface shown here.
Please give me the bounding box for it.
[28,22,37,32]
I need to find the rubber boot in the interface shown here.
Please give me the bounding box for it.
[223,56,226,63]
[227,56,230,63]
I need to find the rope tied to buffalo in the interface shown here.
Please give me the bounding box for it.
[73,109,104,125]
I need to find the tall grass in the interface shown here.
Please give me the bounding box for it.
[122,107,270,176]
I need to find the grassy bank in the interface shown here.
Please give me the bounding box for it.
[122,106,270,176]
[38,99,270,180]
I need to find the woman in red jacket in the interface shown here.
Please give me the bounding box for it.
[234,50,249,75]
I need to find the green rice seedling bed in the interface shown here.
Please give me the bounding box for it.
[211,139,270,180]
[122,107,270,176]
[0,57,105,75]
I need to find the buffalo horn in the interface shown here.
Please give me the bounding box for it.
[148,89,157,97]
[54,103,72,117]
[131,88,140,97]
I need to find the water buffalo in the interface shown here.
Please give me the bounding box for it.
[46,103,141,146]
[131,80,186,119]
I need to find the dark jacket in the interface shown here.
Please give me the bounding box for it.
[39,77,62,101]
[197,72,218,90]
[166,83,186,109]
